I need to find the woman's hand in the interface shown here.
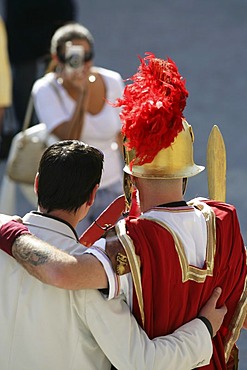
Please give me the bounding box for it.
[60,66,89,96]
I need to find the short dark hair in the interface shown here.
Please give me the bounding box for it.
[37,140,104,213]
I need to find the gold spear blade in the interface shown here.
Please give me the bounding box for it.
[206,125,226,202]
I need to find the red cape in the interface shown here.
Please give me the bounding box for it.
[125,201,246,369]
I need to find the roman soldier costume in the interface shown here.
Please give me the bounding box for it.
[109,54,247,369]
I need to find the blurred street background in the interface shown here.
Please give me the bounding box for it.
[0,0,246,367]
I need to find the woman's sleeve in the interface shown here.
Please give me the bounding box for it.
[32,80,72,133]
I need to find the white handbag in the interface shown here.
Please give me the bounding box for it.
[6,95,57,185]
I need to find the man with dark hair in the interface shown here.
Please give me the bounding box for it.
[36,140,103,212]
[0,139,226,369]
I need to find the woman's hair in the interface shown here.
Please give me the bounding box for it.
[50,22,94,57]
[47,22,94,72]
[37,140,104,213]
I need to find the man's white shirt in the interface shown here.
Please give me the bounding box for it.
[0,211,212,369]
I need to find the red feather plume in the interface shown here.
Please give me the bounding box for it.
[115,53,189,165]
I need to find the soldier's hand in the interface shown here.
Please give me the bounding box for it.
[199,287,227,337]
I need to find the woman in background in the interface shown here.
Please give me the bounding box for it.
[32,22,124,232]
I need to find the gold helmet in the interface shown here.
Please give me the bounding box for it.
[115,53,204,180]
[124,119,204,179]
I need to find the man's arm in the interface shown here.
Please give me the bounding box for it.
[0,217,108,289]
[12,234,108,290]
[1,225,228,336]
[0,219,230,336]
[83,287,226,370]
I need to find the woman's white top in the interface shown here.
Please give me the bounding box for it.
[32,67,125,188]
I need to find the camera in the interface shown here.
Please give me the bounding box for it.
[65,42,85,72]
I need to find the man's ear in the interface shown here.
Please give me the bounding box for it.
[87,184,99,207]
[34,173,39,195]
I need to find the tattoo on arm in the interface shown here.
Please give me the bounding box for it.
[11,234,64,284]
[13,244,49,266]
[13,235,51,266]
[10,234,107,290]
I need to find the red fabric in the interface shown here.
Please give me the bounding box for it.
[79,195,126,247]
[125,201,246,370]
[0,220,31,256]
[128,189,141,217]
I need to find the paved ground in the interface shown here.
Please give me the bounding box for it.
[1,0,246,367]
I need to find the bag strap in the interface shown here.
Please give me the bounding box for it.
[21,95,34,132]
[21,77,64,134]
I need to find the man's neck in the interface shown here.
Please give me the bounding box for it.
[38,207,79,229]
[141,196,184,213]
[136,177,184,213]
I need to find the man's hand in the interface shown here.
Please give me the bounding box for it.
[0,214,23,227]
[199,287,227,337]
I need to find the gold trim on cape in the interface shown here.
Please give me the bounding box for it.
[224,255,247,362]
[115,219,145,326]
[143,200,216,283]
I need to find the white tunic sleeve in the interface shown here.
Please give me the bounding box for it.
[83,238,119,300]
